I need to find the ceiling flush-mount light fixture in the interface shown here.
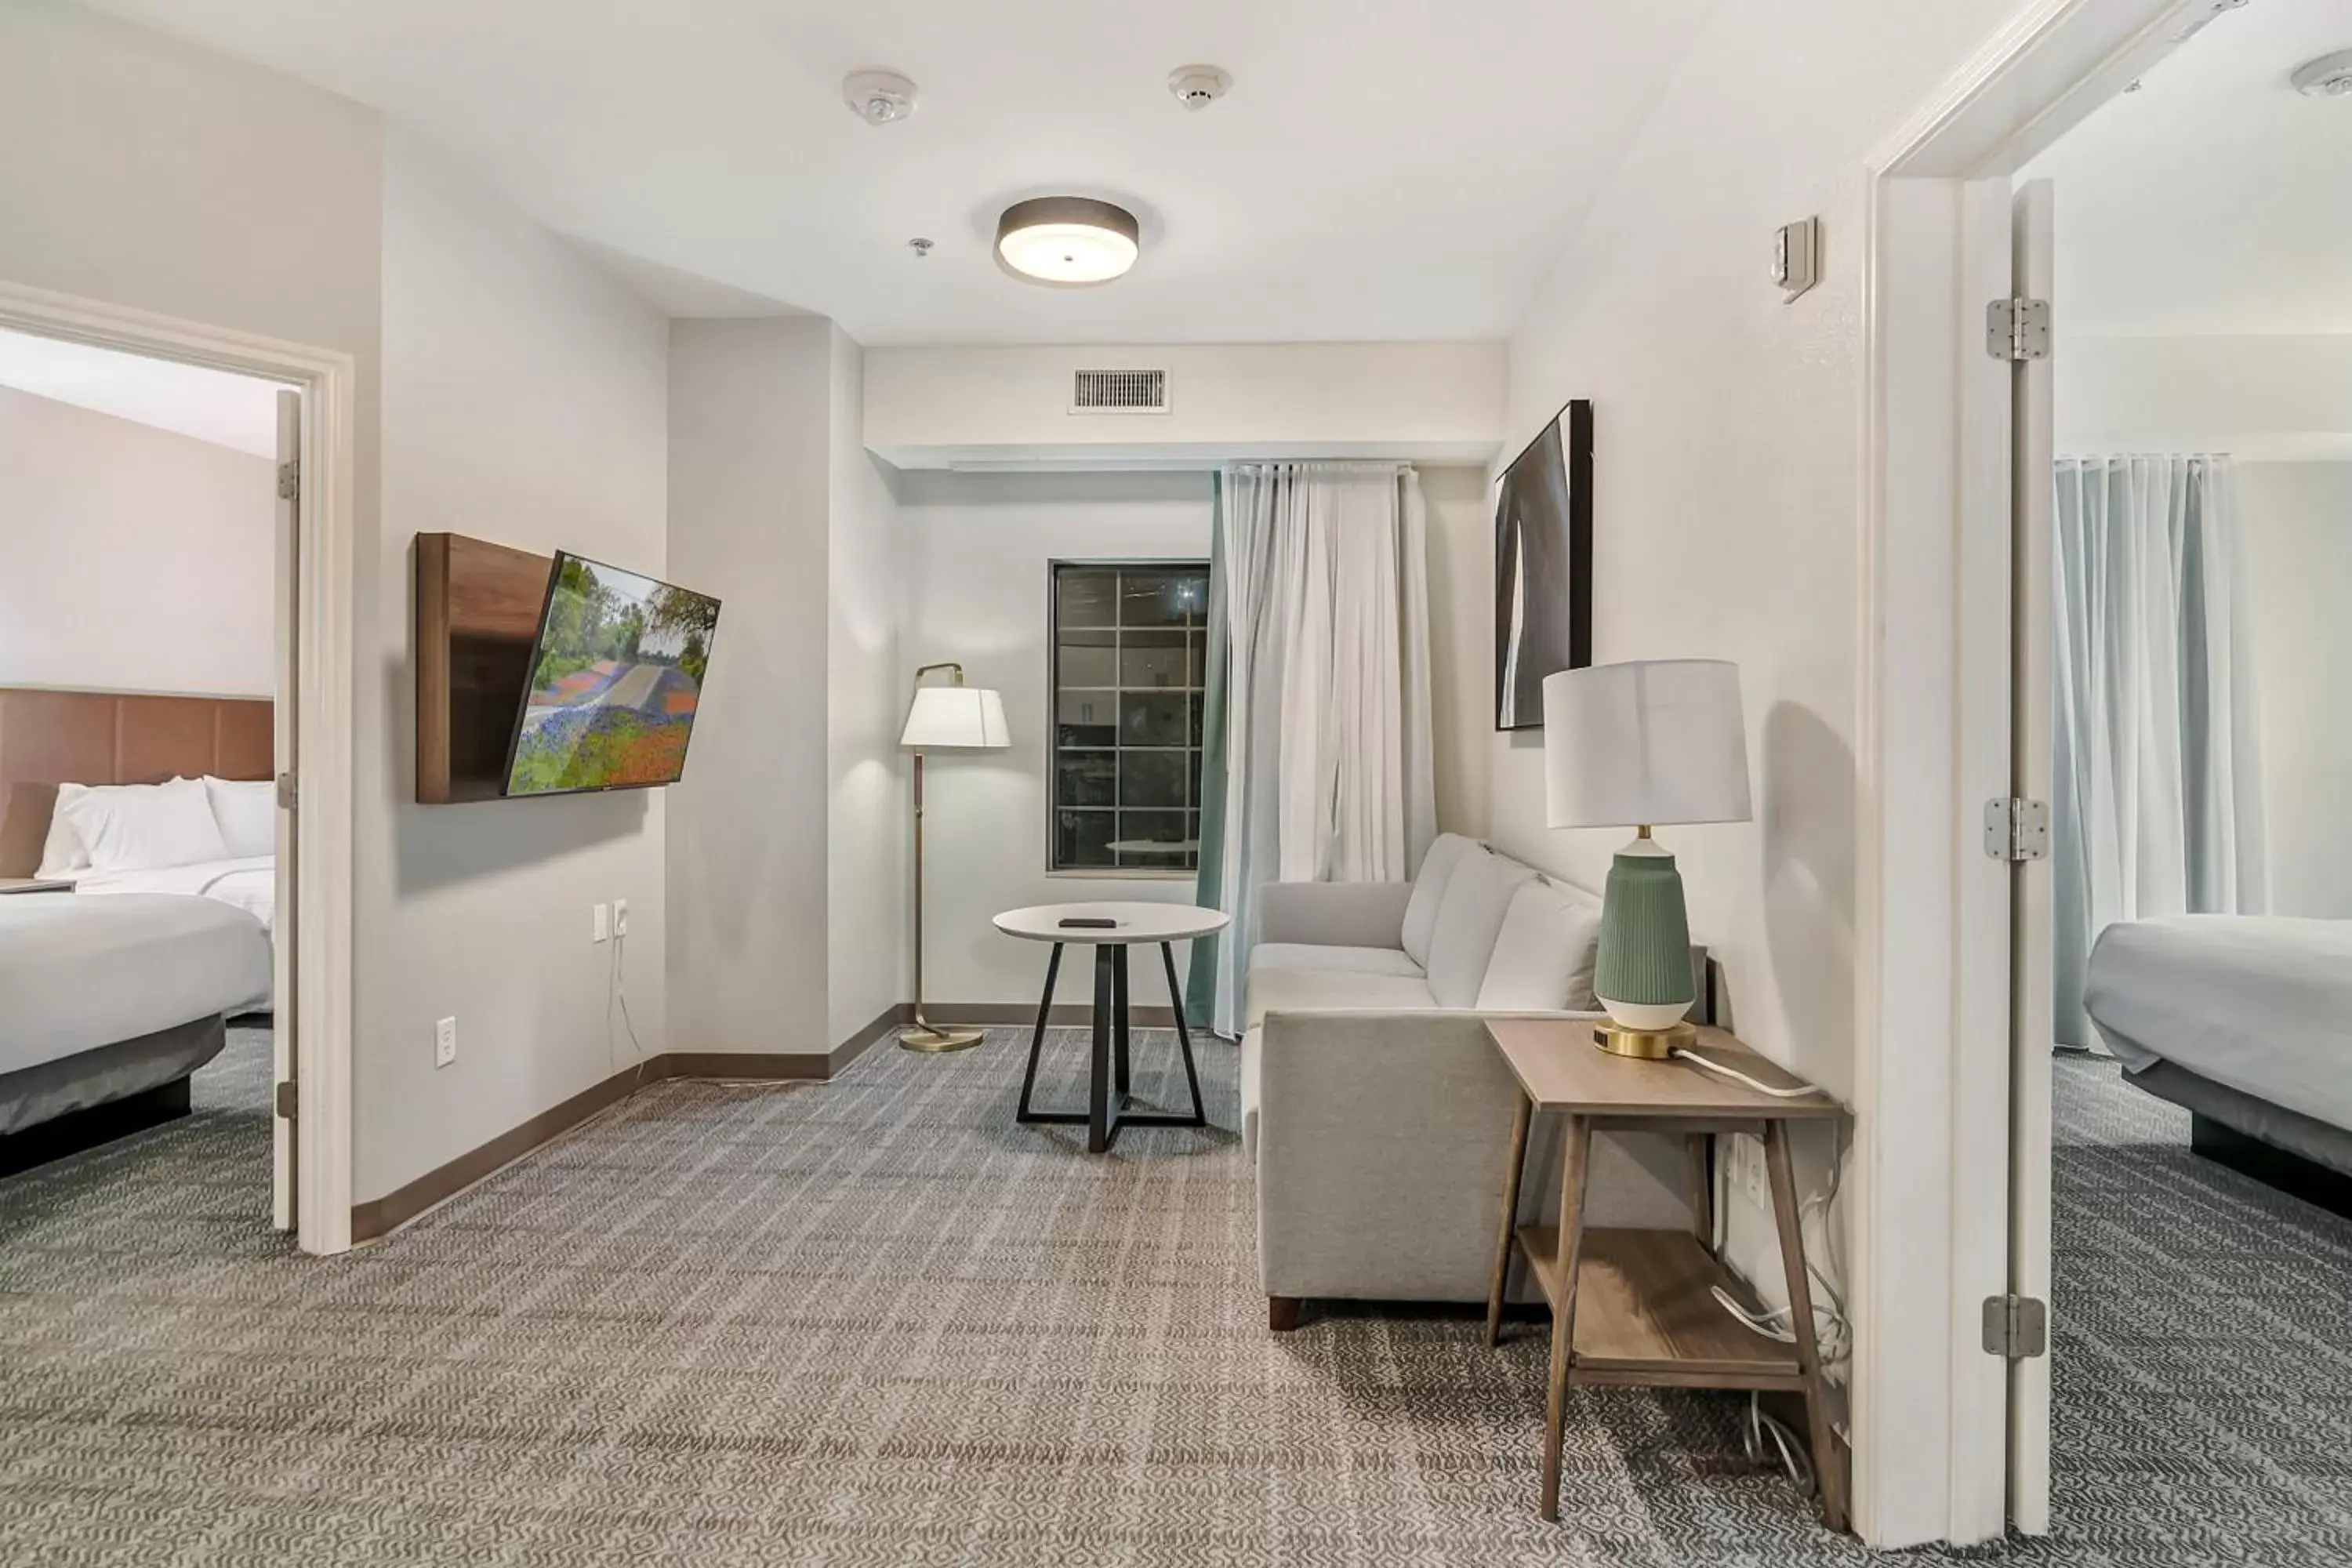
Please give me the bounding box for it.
[2291,49,2352,99]
[843,70,917,125]
[995,197,1141,286]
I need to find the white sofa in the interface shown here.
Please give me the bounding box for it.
[1243,833,1700,1323]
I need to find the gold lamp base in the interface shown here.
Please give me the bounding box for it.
[898,1023,982,1054]
[1590,1020,1696,1061]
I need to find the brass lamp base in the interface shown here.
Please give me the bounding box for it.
[898,1023,982,1054]
[1590,1020,1696,1061]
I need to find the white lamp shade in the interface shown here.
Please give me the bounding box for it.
[899,685,1009,750]
[1542,659,1752,829]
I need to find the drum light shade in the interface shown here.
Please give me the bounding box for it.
[995,197,1141,285]
[1541,659,1751,829]
[899,684,1009,750]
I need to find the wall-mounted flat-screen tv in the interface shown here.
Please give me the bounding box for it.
[502,552,722,797]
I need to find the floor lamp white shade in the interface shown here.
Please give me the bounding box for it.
[898,666,1008,1052]
[900,684,1009,750]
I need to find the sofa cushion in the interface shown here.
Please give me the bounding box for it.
[1250,942,1425,979]
[1399,833,1480,967]
[1422,851,1535,1007]
[1245,967,1438,1033]
[1475,878,1604,1011]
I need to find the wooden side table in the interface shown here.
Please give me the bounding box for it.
[1483,1018,1849,1531]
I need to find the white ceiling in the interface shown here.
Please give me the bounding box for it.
[0,327,286,458]
[76,0,1719,344]
[2024,0,2352,336]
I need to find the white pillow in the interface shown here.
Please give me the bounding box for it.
[1401,833,1481,967]
[203,775,278,859]
[1476,879,1604,1011]
[35,782,93,880]
[1422,850,1534,1007]
[59,777,230,875]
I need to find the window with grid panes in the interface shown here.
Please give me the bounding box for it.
[1049,561,1210,873]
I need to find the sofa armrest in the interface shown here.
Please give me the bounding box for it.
[1256,880,1411,949]
[1251,1007,1692,1303]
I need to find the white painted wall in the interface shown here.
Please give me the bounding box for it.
[2056,334,2352,461]
[0,383,276,696]
[2238,461,2352,919]
[368,129,673,1198]
[826,328,905,1042]
[665,317,835,1055]
[866,342,1506,469]
[894,470,1215,1010]
[1494,2,2020,1534]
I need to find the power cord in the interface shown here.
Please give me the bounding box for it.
[609,927,649,1091]
[1671,1046,1827,1100]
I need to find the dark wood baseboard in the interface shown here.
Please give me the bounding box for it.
[2193,1114,2352,1220]
[347,1002,917,1243]
[0,1076,191,1178]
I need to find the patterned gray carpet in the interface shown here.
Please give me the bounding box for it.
[2,1029,2349,1565]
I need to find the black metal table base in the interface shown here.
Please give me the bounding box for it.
[1016,940,1207,1152]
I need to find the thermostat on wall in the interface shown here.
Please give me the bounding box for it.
[1773,216,1821,302]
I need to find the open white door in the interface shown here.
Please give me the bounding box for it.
[271,388,300,1236]
[2006,176,2057,1536]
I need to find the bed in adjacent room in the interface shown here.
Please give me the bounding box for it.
[0,687,278,1169]
[2085,914,2352,1211]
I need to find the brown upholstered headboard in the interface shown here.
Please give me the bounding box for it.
[0,688,273,877]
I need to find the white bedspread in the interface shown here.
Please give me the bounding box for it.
[0,894,273,1076]
[73,855,276,933]
[2085,916,2352,1134]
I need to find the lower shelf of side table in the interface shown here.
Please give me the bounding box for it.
[1515,1225,1806,1390]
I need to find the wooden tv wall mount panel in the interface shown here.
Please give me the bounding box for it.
[415,533,553,804]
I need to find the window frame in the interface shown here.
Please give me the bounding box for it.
[1044,556,1210,880]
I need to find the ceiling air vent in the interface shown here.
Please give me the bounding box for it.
[1070,368,1169,416]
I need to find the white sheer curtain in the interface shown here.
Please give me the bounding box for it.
[2053,455,2267,1049]
[1206,461,1436,1036]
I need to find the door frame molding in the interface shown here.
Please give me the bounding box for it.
[0,277,358,1258]
[1851,0,2205,1547]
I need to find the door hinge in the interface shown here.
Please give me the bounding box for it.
[1984,797,2050,862]
[1986,297,2052,361]
[276,771,298,811]
[1983,1294,2049,1359]
[274,1080,297,1120]
[277,458,300,500]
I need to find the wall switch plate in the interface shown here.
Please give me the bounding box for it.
[434,1016,458,1069]
[593,902,611,943]
[612,898,629,938]
[1725,1134,1769,1209]
[1773,215,1821,302]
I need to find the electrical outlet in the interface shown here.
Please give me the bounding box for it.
[592,902,611,943]
[1726,1134,1769,1209]
[434,1016,457,1069]
[612,898,629,938]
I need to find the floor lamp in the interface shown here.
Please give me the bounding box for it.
[898,662,1009,1052]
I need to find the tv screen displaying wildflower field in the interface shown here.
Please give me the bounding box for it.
[503,553,721,797]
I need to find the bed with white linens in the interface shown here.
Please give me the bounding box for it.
[0,688,277,1160]
[2085,914,2352,1196]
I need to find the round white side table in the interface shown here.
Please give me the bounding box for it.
[992,902,1229,1153]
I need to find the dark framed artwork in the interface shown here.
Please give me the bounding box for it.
[1493,399,1593,730]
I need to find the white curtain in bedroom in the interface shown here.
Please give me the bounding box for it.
[2053,454,2268,1051]
[1203,460,1436,1036]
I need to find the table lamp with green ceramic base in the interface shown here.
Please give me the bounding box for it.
[1541,659,1752,1059]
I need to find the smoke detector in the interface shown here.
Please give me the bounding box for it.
[844,71,918,125]
[1167,64,1232,111]
[2291,49,2352,99]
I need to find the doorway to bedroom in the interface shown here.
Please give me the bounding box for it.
[0,323,304,1240]
[2003,0,2352,1539]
